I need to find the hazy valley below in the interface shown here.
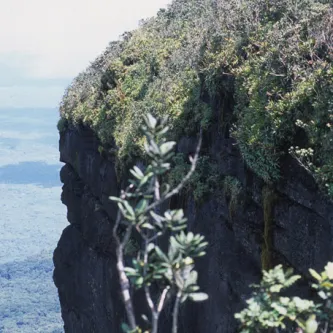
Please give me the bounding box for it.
[0,108,66,332]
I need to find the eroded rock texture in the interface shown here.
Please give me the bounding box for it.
[54,122,333,333]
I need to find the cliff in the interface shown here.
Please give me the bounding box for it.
[54,0,333,332]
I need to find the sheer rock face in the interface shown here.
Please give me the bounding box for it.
[54,123,333,333]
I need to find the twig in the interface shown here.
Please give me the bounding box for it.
[150,287,170,333]
[172,291,182,333]
[148,233,161,243]
[112,211,137,331]
[143,238,155,313]
[157,286,170,313]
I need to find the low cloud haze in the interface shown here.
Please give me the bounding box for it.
[0,0,171,107]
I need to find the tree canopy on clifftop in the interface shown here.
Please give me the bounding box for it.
[59,0,333,198]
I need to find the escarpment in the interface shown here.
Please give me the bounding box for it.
[54,0,333,332]
[54,120,333,332]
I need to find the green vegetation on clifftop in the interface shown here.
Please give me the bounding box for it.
[60,0,333,197]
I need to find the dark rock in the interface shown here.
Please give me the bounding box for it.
[54,124,333,333]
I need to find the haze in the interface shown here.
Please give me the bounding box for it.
[0,0,171,108]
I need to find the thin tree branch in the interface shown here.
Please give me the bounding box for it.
[122,224,133,248]
[151,312,159,333]
[151,286,170,333]
[157,286,170,313]
[172,291,182,333]
[143,238,155,312]
[145,285,155,312]
[112,211,137,331]
[112,210,122,242]
[148,233,161,243]
[140,234,159,333]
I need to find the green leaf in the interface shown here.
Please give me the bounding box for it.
[142,223,154,230]
[157,126,169,136]
[171,225,187,231]
[129,171,141,181]
[325,262,333,279]
[124,267,138,276]
[135,276,144,286]
[188,285,200,292]
[187,232,194,242]
[305,315,318,333]
[135,199,148,215]
[121,323,130,333]
[321,281,333,288]
[123,201,135,218]
[271,302,287,315]
[139,172,154,188]
[181,294,188,303]
[145,113,157,129]
[149,140,160,155]
[155,246,169,263]
[133,166,144,178]
[285,275,301,286]
[150,210,165,224]
[162,184,171,195]
[186,270,198,286]
[109,196,125,203]
[172,209,184,220]
[147,243,155,252]
[318,290,328,300]
[118,204,137,222]
[164,211,172,220]
[188,292,209,302]
[121,323,139,333]
[117,203,133,221]
[168,238,179,260]
[160,141,176,155]
[130,166,145,180]
[269,284,283,293]
[175,272,184,289]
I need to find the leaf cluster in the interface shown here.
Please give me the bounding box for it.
[236,263,333,333]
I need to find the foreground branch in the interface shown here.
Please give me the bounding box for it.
[172,291,182,333]
[110,116,206,333]
[112,211,137,331]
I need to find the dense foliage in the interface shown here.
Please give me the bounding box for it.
[0,254,63,333]
[236,262,333,333]
[59,0,333,198]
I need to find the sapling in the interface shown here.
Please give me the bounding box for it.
[110,113,208,333]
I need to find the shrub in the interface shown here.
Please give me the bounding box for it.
[56,118,68,133]
[168,154,222,202]
[235,262,333,333]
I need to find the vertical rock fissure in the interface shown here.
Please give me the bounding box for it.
[261,185,278,271]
